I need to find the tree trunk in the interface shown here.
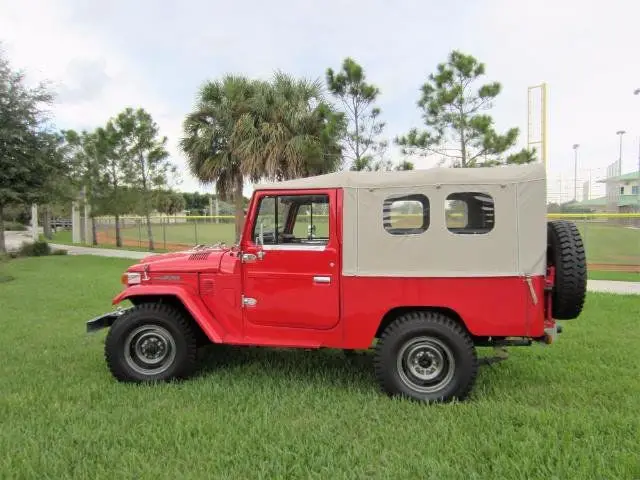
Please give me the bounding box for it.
[138,153,154,251]
[234,174,244,243]
[354,102,360,165]
[91,216,98,246]
[115,213,122,247]
[43,205,52,240]
[458,100,467,167]
[0,203,6,254]
[145,209,155,251]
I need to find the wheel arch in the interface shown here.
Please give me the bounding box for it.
[113,288,222,343]
[375,306,470,339]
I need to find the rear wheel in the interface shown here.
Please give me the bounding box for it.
[105,303,198,382]
[547,220,587,319]
[374,311,478,403]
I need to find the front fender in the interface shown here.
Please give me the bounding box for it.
[112,285,224,343]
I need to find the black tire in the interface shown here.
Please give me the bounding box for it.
[374,311,478,403]
[105,303,198,383]
[547,220,587,320]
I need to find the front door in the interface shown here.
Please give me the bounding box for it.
[241,190,340,330]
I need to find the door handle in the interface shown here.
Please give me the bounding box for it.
[313,276,331,284]
[241,253,257,263]
[241,250,265,263]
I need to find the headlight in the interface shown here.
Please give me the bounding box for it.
[121,272,142,285]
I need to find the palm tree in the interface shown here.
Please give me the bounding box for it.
[235,72,345,181]
[181,73,345,243]
[180,75,260,242]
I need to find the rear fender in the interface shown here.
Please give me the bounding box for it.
[112,285,224,343]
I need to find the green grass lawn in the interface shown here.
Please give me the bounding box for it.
[577,223,639,265]
[1,256,639,478]
[587,270,640,282]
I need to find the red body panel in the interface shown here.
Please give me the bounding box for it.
[340,275,546,349]
[241,189,340,331]
[113,284,226,343]
[112,186,549,349]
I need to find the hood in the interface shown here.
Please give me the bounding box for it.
[129,245,232,273]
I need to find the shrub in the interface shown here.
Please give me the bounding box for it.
[18,241,51,257]
[2,221,27,231]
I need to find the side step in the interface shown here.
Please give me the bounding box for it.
[492,339,532,347]
[475,338,533,347]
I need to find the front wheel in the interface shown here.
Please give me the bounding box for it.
[374,311,478,403]
[104,303,198,383]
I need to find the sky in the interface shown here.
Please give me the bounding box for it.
[1,0,639,203]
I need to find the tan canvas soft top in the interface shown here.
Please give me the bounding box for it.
[254,163,548,278]
[255,163,546,190]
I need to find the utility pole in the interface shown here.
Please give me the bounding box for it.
[572,144,579,201]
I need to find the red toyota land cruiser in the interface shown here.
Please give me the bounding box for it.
[86,163,586,403]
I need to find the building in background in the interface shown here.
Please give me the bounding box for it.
[569,169,640,226]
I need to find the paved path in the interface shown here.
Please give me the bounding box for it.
[586,279,640,295]
[4,231,36,252]
[49,243,150,260]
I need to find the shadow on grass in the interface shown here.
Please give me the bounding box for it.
[192,344,527,398]
[194,344,377,390]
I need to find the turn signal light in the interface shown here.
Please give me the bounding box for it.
[121,272,142,285]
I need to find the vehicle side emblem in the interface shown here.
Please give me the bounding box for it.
[242,296,257,307]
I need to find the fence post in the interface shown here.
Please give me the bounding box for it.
[194,218,198,245]
[138,220,142,248]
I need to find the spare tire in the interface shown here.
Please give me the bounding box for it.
[546,220,587,319]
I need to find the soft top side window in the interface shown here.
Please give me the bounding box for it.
[252,193,330,246]
[383,194,430,235]
[445,192,495,234]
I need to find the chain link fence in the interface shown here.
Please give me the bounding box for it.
[547,213,639,273]
[92,215,237,251]
[84,212,640,273]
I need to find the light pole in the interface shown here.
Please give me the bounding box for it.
[616,130,626,176]
[634,89,640,216]
[572,144,579,201]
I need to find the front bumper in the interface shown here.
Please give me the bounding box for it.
[86,307,132,333]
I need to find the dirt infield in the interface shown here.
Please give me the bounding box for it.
[587,263,640,273]
[95,232,191,252]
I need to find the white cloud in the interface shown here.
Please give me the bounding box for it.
[0,0,200,191]
[2,0,639,203]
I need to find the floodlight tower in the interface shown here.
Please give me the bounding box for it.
[527,83,548,170]
[572,144,579,201]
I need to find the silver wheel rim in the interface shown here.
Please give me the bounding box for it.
[124,325,176,376]
[396,336,456,393]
